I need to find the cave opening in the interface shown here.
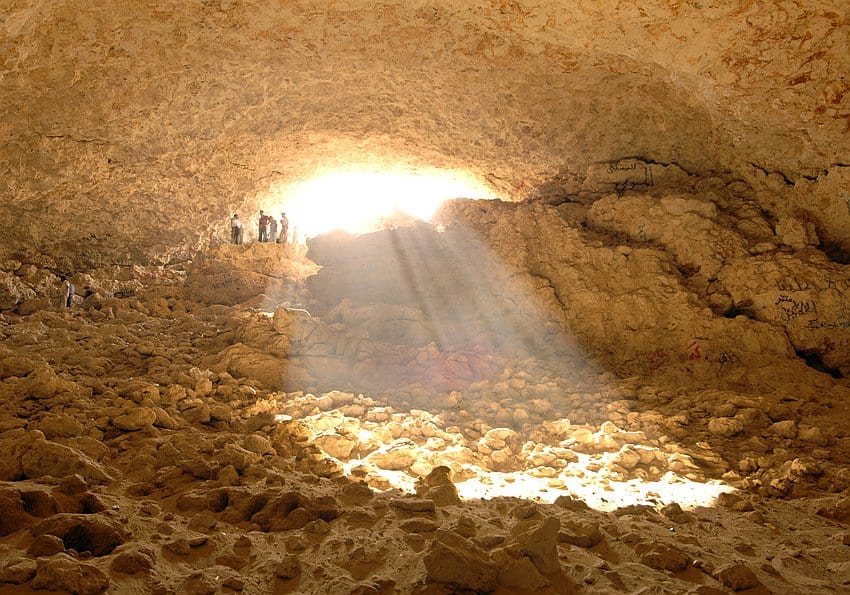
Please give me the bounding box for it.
[267,165,500,238]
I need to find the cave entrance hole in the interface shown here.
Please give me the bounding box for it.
[269,166,499,239]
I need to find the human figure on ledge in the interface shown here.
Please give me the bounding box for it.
[258,210,270,242]
[278,212,289,245]
[62,278,75,309]
[269,215,278,246]
[230,213,243,244]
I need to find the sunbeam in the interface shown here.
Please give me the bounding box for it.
[254,210,735,512]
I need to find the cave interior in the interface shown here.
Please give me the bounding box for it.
[1,1,850,594]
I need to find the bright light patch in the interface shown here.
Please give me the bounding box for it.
[343,458,733,512]
[273,168,496,238]
[452,468,734,511]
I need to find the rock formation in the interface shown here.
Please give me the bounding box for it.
[1,1,849,593]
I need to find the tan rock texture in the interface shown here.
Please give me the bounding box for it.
[2,3,850,594]
[1,1,849,267]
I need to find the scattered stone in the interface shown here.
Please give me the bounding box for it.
[27,534,65,557]
[21,439,114,484]
[708,417,744,438]
[390,498,436,513]
[275,554,301,579]
[424,531,497,592]
[637,542,689,572]
[0,557,37,585]
[113,408,157,431]
[495,551,550,590]
[110,547,156,574]
[713,562,761,591]
[32,554,110,595]
[558,517,602,548]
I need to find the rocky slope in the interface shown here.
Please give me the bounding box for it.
[1,1,850,592]
[1,194,849,593]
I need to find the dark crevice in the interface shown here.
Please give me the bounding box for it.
[20,491,59,517]
[796,350,843,378]
[724,300,757,319]
[749,162,795,186]
[211,491,230,513]
[820,241,850,265]
[674,263,700,278]
[245,495,269,519]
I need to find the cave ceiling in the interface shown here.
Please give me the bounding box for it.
[1,0,848,268]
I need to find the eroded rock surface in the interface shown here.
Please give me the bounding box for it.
[1,3,849,591]
[0,193,849,593]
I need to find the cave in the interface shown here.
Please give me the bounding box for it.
[1,1,850,593]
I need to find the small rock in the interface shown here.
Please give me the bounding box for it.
[27,534,65,557]
[0,557,37,584]
[242,434,275,455]
[390,498,435,513]
[165,538,190,556]
[182,403,211,424]
[110,547,155,574]
[817,497,850,522]
[30,514,125,557]
[708,417,744,438]
[554,495,590,512]
[714,562,760,591]
[275,554,301,579]
[424,533,497,592]
[367,439,417,470]
[769,420,797,439]
[188,513,218,532]
[638,542,689,572]
[37,413,84,439]
[113,408,156,431]
[661,502,692,524]
[21,440,113,485]
[208,404,232,423]
[558,518,601,548]
[313,432,357,459]
[514,516,561,575]
[496,553,549,590]
[32,554,110,595]
[222,575,245,591]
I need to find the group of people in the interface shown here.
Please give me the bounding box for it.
[230,211,289,245]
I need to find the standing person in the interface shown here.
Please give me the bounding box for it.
[230,213,243,244]
[63,278,75,309]
[269,215,278,246]
[258,210,269,242]
[278,212,289,245]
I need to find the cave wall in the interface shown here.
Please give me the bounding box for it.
[1,0,848,269]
